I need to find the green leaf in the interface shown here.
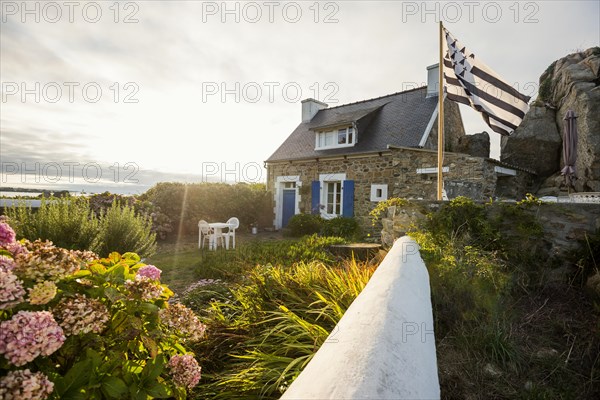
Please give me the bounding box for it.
[71,269,92,278]
[101,376,128,399]
[144,382,171,398]
[0,249,13,257]
[139,302,159,314]
[88,262,107,274]
[107,264,126,282]
[104,286,123,303]
[54,359,93,398]
[141,335,159,358]
[108,252,122,263]
[142,354,165,381]
[85,348,103,369]
[111,310,128,331]
[122,252,141,263]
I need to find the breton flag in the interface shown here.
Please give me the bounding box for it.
[442,27,531,136]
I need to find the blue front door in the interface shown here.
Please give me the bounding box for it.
[282,189,296,228]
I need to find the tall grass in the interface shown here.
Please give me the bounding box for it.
[196,234,346,281]
[187,258,376,399]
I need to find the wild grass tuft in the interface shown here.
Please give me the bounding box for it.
[188,258,375,399]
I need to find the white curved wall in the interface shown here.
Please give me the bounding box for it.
[281,236,440,400]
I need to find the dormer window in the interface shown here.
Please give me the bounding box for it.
[315,126,356,150]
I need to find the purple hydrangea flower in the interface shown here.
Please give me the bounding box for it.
[0,222,16,247]
[137,265,162,281]
[168,354,201,389]
[0,311,65,366]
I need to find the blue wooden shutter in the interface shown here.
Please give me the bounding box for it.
[342,180,354,217]
[311,180,320,214]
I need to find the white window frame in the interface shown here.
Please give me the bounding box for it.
[315,125,356,150]
[319,173,346,218]
[417,167,449,174]
[370,184,388,202]
[273,175,301,229]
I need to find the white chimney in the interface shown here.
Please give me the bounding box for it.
[426,63,440,98]
[301,98,328,122]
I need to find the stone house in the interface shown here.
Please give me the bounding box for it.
[265,65,534,231]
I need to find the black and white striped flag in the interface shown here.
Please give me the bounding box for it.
[443,27,531,136]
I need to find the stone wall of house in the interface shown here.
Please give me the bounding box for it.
[266,153,398,234]
[389,149,494,200]
[267,148,534,234]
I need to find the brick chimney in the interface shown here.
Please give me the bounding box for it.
[426,63,439,98]
[301,98,328,122]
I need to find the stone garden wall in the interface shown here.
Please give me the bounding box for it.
[380,201,600,261]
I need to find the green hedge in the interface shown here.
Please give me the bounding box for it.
[286,214,361,240]
[139,182,273,237]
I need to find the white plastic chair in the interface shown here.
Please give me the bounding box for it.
[198,220,214,249]
[222,217,239,250]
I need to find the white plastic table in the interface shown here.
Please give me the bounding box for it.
[208,222,233,250]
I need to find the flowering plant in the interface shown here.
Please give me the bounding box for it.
[0,221,205,399]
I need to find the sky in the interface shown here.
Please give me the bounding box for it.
[1,0,599,194]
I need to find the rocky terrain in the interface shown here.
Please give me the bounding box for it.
[501,47,600,195]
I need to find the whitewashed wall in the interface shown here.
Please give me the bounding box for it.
[281,236,440,400]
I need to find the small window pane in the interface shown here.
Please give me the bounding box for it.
[338,131,346,144]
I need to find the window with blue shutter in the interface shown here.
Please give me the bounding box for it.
[311,180,320,214]
[342,180,354,217]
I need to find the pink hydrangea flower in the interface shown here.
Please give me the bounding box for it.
[0,255,17,272]
[0,369,54,400]
[5,241,27,258]
[125,278,164,301]
[159,303,206,342]
[167,354,201,389]
[54,294,110,335]
[0,311,65,366]
[0,270,25,310]
[14,240,79,282]
[0,222,16,246]
[137,265,162,281]
[28,281,57,305]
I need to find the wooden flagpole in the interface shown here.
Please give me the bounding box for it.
[437,21,444,201]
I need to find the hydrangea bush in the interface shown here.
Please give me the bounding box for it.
[0,221,205,399]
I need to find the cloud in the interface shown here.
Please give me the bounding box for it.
[1,0,598,195]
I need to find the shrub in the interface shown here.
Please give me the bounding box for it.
[425,196,501,250]
[0,221,204,399]
[6,197,100,251]
[287,234,345,264]
[285,214,324,237]
[369,197,411,224]
[6,198,158,259]
[96,202,157,258]
[90,192,173,240]
[320,217,361,240]
[140,182,273,237]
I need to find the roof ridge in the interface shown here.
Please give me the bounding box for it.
[324,86,427,110]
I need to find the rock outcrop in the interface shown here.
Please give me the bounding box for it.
[501,47,600,191]
[501,105,562,178]
[455,131,490,158]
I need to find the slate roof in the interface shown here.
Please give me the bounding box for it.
[266,86,438,162]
